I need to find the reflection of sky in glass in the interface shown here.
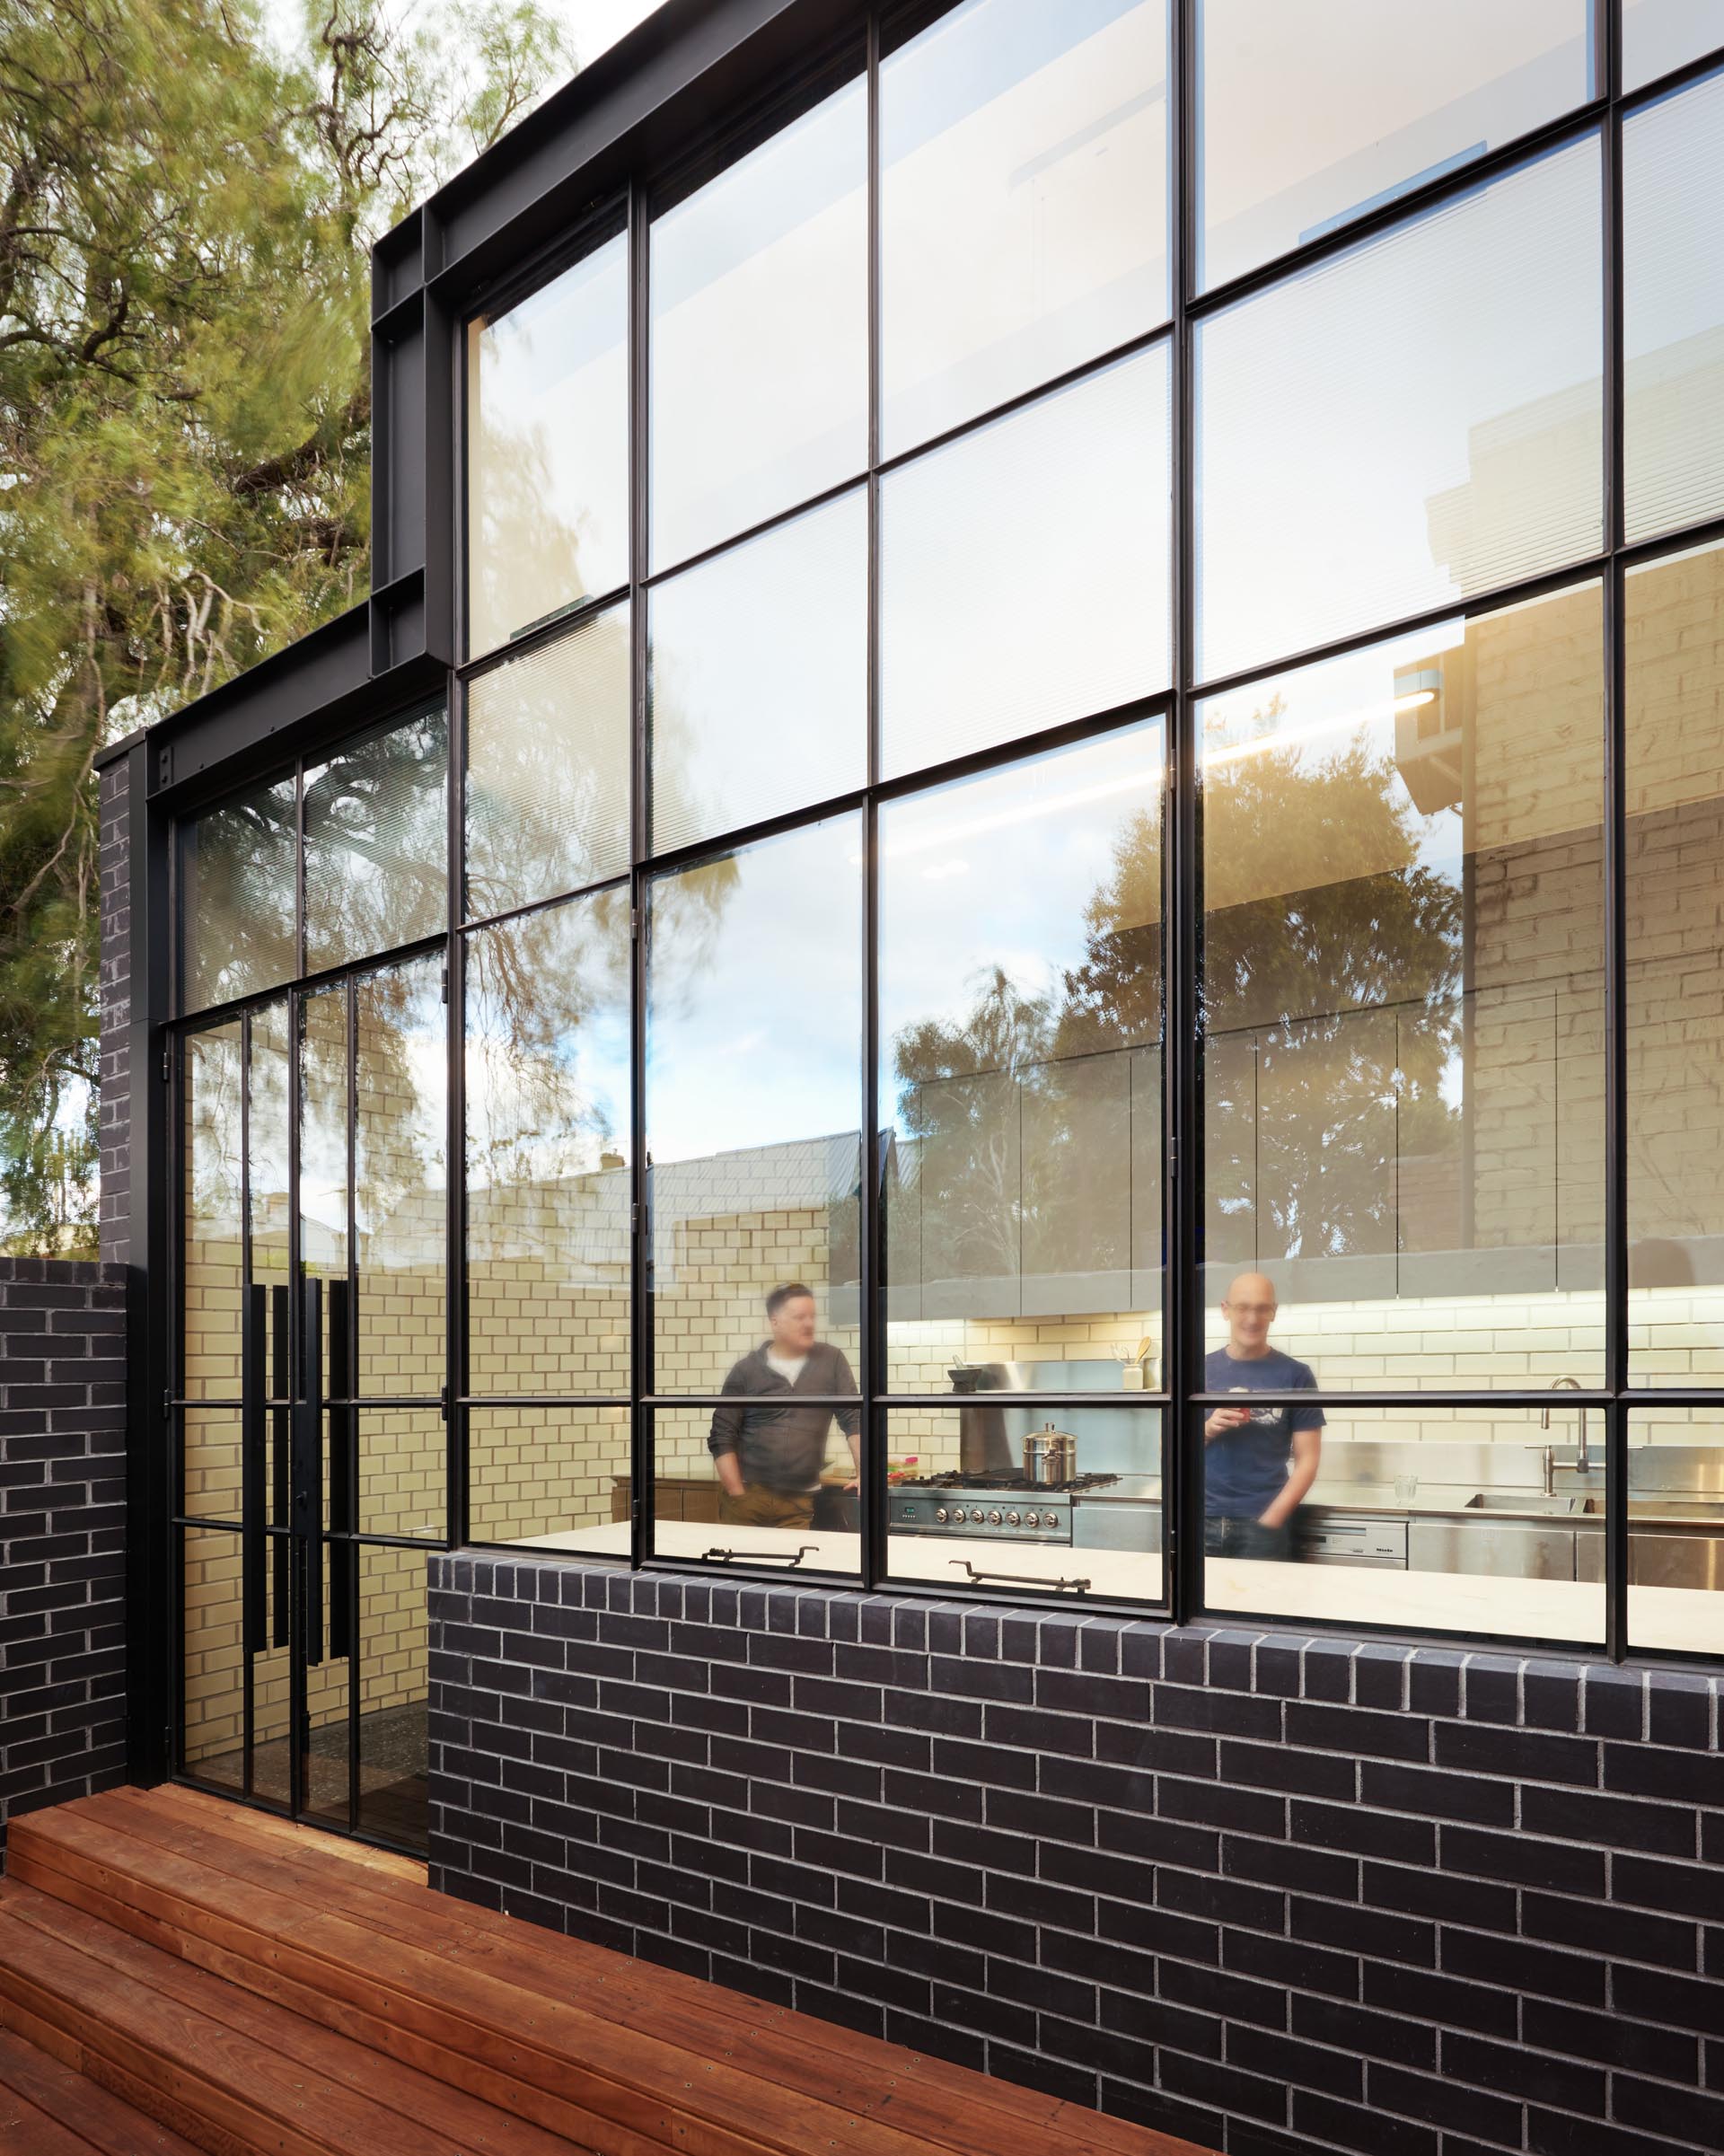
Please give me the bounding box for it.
[881,342,1170,779]
[1198,0,1588,291]
[650,79,867,571]
[1198,135,1602,684]
[646,816,862,1163]
[1622,0,1724,90]
[469,232,629,654]
[881,0,1168,456]
[879,723,1162,1129]
[648,488,866,854]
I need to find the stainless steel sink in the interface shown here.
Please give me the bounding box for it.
[1464,1493,1584,1514]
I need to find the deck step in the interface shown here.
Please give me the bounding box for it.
[0,2025,206,2156]
[4,1787,1217,2156]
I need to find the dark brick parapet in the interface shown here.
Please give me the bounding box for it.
[428,1553,1724,2156]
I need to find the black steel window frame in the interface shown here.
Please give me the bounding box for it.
[161,0,1724,1672]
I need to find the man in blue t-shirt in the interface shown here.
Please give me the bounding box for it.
[1202,1272,1324,1562]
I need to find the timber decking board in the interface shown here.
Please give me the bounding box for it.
[3,1789,1219,2156]
[79,1788,1140,2156]
[0,2026,206,2156]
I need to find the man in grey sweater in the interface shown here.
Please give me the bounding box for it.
[708,1282,861,1530]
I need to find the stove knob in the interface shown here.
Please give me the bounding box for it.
[988,1509,1003,1527]
[947,1508,963,1523]
[1025,1510,1041,1527]
[1006,1510,1021,1527]
[935,1508,948,1524]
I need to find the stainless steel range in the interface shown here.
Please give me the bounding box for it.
[889,1471,1161,1552]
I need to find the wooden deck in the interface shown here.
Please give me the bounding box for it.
[0,1785,1218,2156]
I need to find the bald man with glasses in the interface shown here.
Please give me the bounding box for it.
[1202,1271,1324,1562]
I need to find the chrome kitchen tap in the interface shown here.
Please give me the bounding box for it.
[1540,1376,1591,1492]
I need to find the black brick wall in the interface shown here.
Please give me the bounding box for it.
[98,754,130,1270]
[428,1554,1724,2156]
[0,1258,128,1857]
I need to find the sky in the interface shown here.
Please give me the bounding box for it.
[259,0,664,81]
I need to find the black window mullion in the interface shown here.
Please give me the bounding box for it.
[629,172,653,1574]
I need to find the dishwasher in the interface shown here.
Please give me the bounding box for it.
[1297,1514,1409,1569]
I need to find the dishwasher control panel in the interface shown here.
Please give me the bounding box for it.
[1298,1514,1409,1566]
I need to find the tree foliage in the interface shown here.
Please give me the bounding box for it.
[0,0,570,1252]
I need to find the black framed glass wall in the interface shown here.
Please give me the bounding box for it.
[415,0,1724,1658]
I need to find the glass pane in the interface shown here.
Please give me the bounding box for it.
[180,1527,245,1790]
[1623,0,1724,89]
[880,343,1170,779]
[646,815,862,1395]
[351,1410,444,1539]
[879,726,1164,1386]
[1624,64,1724,544]
[1197,0,1591,292]
[1626,1410,1724,1655]
[1200,1405,1605,1646]
[303,707,448,974]
[301,1549,351,1832]
[649,488,866,854]
[879,0,1169,457]
[249,1001,292,1381]
[355,958,446,1399]
[1199,584,1605,1387]
[358,1541,428,1851]
[467,227,629,659]
[466,892,631,1397]
[650,75,867,571]
[1196,136,1603,686]
[182,1409,242,1521]
[649,1405,860,1576]
[469,1405,631,1549]
[299,986,348,1289]
[252,1530,292,1810]
[183,1025,243,1399]
[885,1405,1162,1601]
[465,601,630,920]
[179,774,297,1012]
[1627,539,1724,1382]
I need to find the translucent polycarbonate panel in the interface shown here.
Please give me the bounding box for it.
[879,0,1169,457]
[880,343,1170,779]
[1197,0,1591,292]
[883,1407,1164,1604]
[1626,540,1724,1383]
[649,1406,861,1575]
[1198,584,1605,1386]
[1196,136,1603,686]
[1623,0,1724,89]
[467,227,629,658]
[469,1405,631,1550]
[1624,65,1724,543]
[183,1025,243,1399]
[1201,1407,1605,1648]
[646,814,863,1395]
[879,725,1164,1381]
[179,773,297,1013]
[354,957,446,1399]
[650,75,867,571]
[303,707,447,973]
[649,488,866,854]
[465,601,629,920]
[466,890,631,1396]
[357,1540,429,1851]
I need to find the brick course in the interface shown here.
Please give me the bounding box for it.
[429,1554,1724,2156]
[0,1258,128,1858]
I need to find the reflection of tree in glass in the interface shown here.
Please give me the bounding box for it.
[1199,723,1463,1261]
[470,409,600,652]
[184,779,297,1006]
[304,710,447,967]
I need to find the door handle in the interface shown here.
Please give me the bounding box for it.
[293,1276,323,1668]
[242,1284,266,1655]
